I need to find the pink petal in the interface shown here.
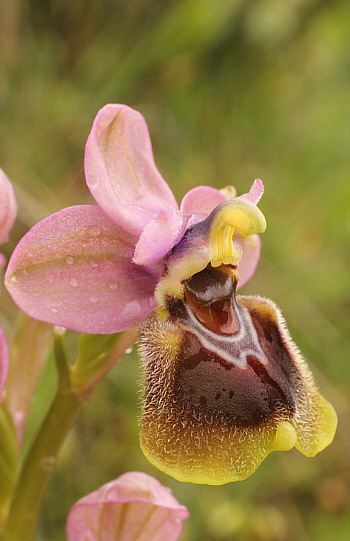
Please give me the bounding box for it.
[235,232,261,290]
[85,104,178,237]
[5,317,53,447]
[5,206,161,334]
[0,327,9,403]
[180,185,226,214]
[66,472,189,541]
[134,210,189,266]
[180,185,226,226]
[0,169,17,245]
[239,179,264,205]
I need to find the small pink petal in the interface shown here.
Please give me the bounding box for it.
[66,472,189,541]
[85,104,178,237]
[134,210,189,266]
[180,185,226,226]
[0,169,17,245]
[0,327,9,403]
[5,206,161,334]
[235,232,261,289]
[239,179,264,205]
[180,185,226,214]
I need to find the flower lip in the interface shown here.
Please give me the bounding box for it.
[139,288,337,484]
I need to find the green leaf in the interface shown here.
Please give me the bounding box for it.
[0,403,19,528]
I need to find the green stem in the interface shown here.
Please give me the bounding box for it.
[1,333,83,541]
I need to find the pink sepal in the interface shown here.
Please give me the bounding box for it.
[5,206,161,333]
[85,104,178,237]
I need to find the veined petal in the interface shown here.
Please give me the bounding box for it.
[85,104,178,237]
[5,206,161,334]
[66,472,189,541]
[0,327,9,403]
[0,169,17,245]
[134,210,189,266]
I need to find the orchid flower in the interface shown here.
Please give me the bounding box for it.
[66,472,189,541]
[4,105,261,334]
[0,169,17,402]
[5,104,337,485]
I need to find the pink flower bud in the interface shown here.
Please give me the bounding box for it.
[66,472,189,541]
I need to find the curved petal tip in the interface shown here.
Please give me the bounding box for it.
[240,179,264,205]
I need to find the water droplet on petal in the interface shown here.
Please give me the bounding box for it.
[66,256,74,264]
[50,307,58,314]
[82,532,95,541]
[88,174,98,186]
[125,347,133,354]
[107,281,118,290]
[70,278,78,287]
[41,456,56,471]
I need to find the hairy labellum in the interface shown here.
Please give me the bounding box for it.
[139,264,337,485]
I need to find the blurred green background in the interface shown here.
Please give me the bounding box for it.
[0,0,349,539]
